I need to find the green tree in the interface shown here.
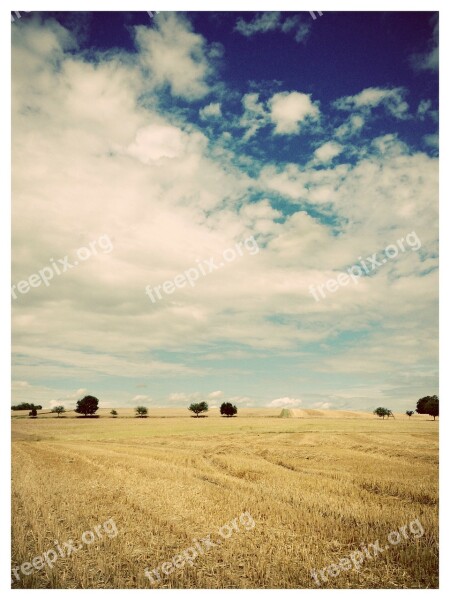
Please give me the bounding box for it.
[406,410,414,418]
[220,402,237,417]
[12,403,42,410]
[373,407,390,419]
[189,401,209,418]
[29,407,37,418]
[110,409,118,418]
[75,395,99,417]
[51,405,65,417]
[424,396,439,420]
[135,406,148,418]
[416,395,439,420]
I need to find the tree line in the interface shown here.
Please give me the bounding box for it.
[373,395,439,421]
[22,396,239,418]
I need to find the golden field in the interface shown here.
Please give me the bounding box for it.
[11,410,438,589]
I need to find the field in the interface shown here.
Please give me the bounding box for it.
[11,411,438,589]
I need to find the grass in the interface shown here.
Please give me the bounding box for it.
[11,411,438,588]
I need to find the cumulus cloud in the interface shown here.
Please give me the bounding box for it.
[199,102,222,120]
[269,91,320,134]
[11,15,438,411]
[239,90,320,138]
[134,12,217,100]
[313,141,344,164]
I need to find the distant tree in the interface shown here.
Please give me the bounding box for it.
[29,407,37,418]
[189,401,209,418]
[75,395,99,417]
[373,407,390,419]
[386,409,395,419]
[110,409,118,418]
[406,410,414,418]
[135,406,148,418]
[416,395,439,420]
[12,403,42,411]
[220,402,237,417]
[51,406,65,417]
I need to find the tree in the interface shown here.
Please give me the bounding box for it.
[220,402,237,417]
[189,401,209,418]
[425,396,439,420]
[135,406,148,418]
[416,396,439,416]
[75,395,99,417]
[406,410,414,418]
[51,406,65,417]
[110,409,118,418]
[12,403,42,410]
[373,407,390,419]
[29,407,37,418]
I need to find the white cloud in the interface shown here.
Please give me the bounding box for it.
[132,395,152,403]
[410,17,438,72]
[423,133,438,148]
[311,401,332,409]
[235,12,280,36]
[334,87,409,119]
[268,397,303,408]
[269,91,320,135]
[208,390,224,399]
[416,99,438,123]
[127,124,189,162]
[134,12,216,100]
[11,17,438,411]
[313,141,344,164]
[235,12,310,43]
[239,92,268,139]
[335,114,365,139]
[199,102,222,120]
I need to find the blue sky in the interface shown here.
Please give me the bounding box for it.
[12,11,438,411]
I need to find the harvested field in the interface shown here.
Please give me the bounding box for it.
[12,412,438,589]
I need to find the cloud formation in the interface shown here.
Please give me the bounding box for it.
[235,12,310,43]
[11,13,438,411]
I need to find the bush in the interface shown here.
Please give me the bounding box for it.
[135,406,148,418]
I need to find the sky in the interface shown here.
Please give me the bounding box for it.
[11,11,438,412]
